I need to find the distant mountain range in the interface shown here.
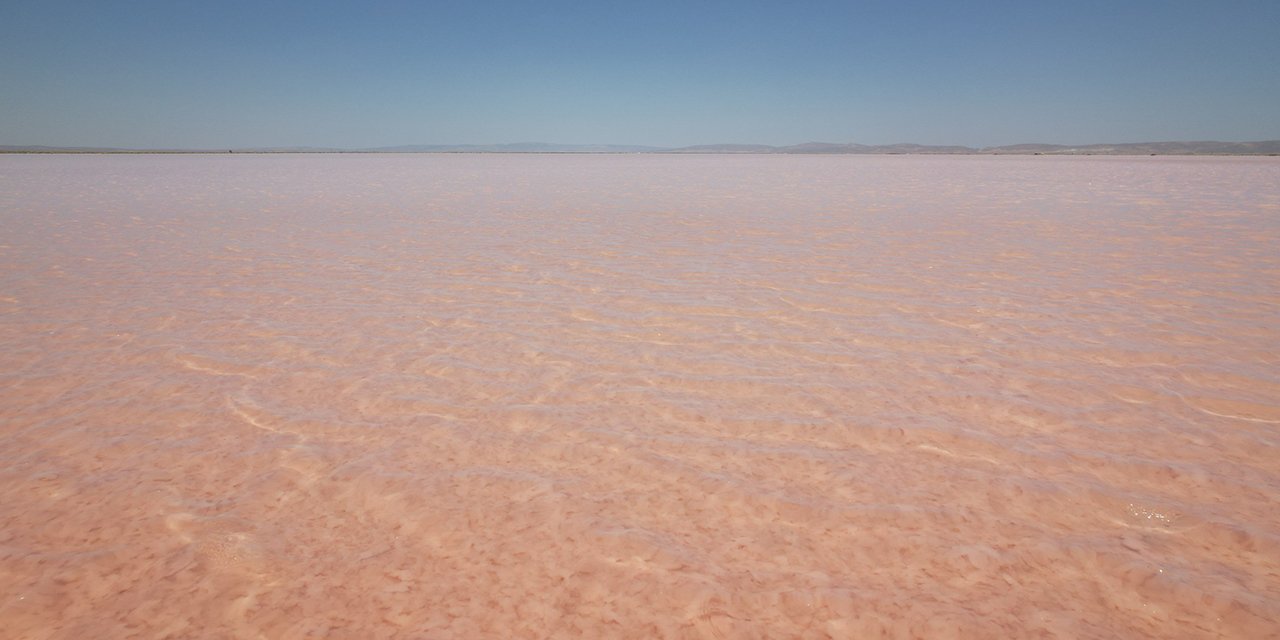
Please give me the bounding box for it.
[3,140,1279,155]
[658,141,1280,155]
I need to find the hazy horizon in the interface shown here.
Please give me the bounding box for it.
[6,138,1280,154]
[2,1,1278,149]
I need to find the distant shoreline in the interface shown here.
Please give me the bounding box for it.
[3,140,1279,156]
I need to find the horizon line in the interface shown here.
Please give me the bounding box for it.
[3,139,1280,156]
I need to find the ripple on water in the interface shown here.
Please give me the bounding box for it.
[1,154,1278,638]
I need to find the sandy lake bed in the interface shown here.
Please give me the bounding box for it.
[1,153,1278,638]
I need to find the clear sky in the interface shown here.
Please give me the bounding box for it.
[2,0,1278,149]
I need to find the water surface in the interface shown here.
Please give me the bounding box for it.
[1,153,1278,638]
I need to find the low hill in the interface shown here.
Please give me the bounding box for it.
[982,141,1280,155]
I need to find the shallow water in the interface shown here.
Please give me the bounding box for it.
[1,153,1278,638]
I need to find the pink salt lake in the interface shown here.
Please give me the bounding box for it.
[1,153,1278,638]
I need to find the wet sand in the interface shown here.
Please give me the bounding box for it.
[1,153,1278,638]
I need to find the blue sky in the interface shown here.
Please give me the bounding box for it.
[2,0,1277,148]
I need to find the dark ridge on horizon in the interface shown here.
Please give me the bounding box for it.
[659,140,1280,155]
[3,140,1279,155]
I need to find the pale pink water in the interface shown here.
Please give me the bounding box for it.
[1,154,1278,638]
